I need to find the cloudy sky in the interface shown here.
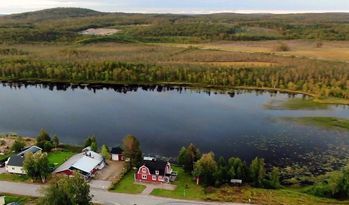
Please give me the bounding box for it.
[1,0,348,14]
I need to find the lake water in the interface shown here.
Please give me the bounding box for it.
[0,83,348,170]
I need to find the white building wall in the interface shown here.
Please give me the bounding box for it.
[112,154,119,161]
[5,165,25,174]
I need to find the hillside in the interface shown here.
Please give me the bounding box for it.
[0,8,348,43]
[2,7,103,21]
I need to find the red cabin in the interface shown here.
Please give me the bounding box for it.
[135,158,173,183]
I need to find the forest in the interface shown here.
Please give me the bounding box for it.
[0,8,348,101]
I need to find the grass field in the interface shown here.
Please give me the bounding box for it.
[1,193,38,204]
[151,166,205,200]
[0,173,29,182]
[47,151,74,168]
[186,40,349,63]
[205,186,349,205]
[111,171,146,194]
[150,166,349,204]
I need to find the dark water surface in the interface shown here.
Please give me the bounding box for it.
[0,83,348,168]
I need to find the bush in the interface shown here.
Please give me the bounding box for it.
[274,42,291,51]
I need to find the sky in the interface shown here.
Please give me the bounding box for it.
[0,0,349,14]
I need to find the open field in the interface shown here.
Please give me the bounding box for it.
[1,193,38,205]
[150,166,349,205]
[169,40,349,63]
[151,166,204,200]
[47,151,75,168]
[111,171,146,194]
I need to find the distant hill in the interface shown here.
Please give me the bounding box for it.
[3,7,103,21]
[0,7,348,43]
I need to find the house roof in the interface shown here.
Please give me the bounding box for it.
[111,147,123,155]
[142,159,168,176]
[18,146,42,156]
[54,151,104,175]
[71,156,101,174]
[6,155,24,167]
[6,145,42,167]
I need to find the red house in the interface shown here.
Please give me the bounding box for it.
[135,158,173,183]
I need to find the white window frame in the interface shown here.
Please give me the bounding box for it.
[152,175,157,181]
[155,170,159,175]
[142,174,147,180]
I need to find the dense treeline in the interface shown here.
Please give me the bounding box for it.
[178,144,281,188]
[0,58,348,99]
[1,8,349,43]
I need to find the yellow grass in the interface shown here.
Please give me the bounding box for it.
[160,40,349,62]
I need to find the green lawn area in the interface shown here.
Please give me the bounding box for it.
[1,193,38,204]
[47,151,74,168]
[151,166,205,200]
[0,173,29,182]
[150,166,349,205]
[205,186,349,205]
[111,171,146,194]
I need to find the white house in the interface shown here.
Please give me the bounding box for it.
[5,146,42,174]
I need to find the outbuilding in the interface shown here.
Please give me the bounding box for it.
[111,147,124,161]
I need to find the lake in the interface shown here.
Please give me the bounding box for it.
[0,83,348,171]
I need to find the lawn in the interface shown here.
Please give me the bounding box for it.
[111,171,146,194]
[0,173,29,182]
[205,186,349,205]
[150,166,349,205]
[1,193,38,204]
[151,166,205,200]
[47,151,74,168]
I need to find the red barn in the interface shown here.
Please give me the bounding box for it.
[135,158,173,183]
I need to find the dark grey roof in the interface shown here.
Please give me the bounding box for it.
[6,155,24,167]
[18,146,42,156]
[111,147,123,154]
[142,160,168,175]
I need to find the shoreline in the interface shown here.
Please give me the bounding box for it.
[1,78,348,106]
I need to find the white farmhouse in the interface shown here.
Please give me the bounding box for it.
[5,146,42,174]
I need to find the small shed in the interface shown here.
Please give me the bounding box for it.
[111,147,124,161]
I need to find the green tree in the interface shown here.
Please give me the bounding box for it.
[52,135,60,148]
[214,156,229,186]
[90,142,98,152]
[39,172,92,205]
[264,167,281,189]
[36,129,52,152]
[100,145,111,160]
[23,152,50,183]
[122,135,142,167]
[84,136,96,148]
[228,157,248,181]
[11,137,25,153]
[193,152,218,186]
[177,144,201,172]
[250,157,266,187]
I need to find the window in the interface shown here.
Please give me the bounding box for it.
[155,170,159,175]
[142,168,147,173]
[152,175,156,181]
[142,174,147,180]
